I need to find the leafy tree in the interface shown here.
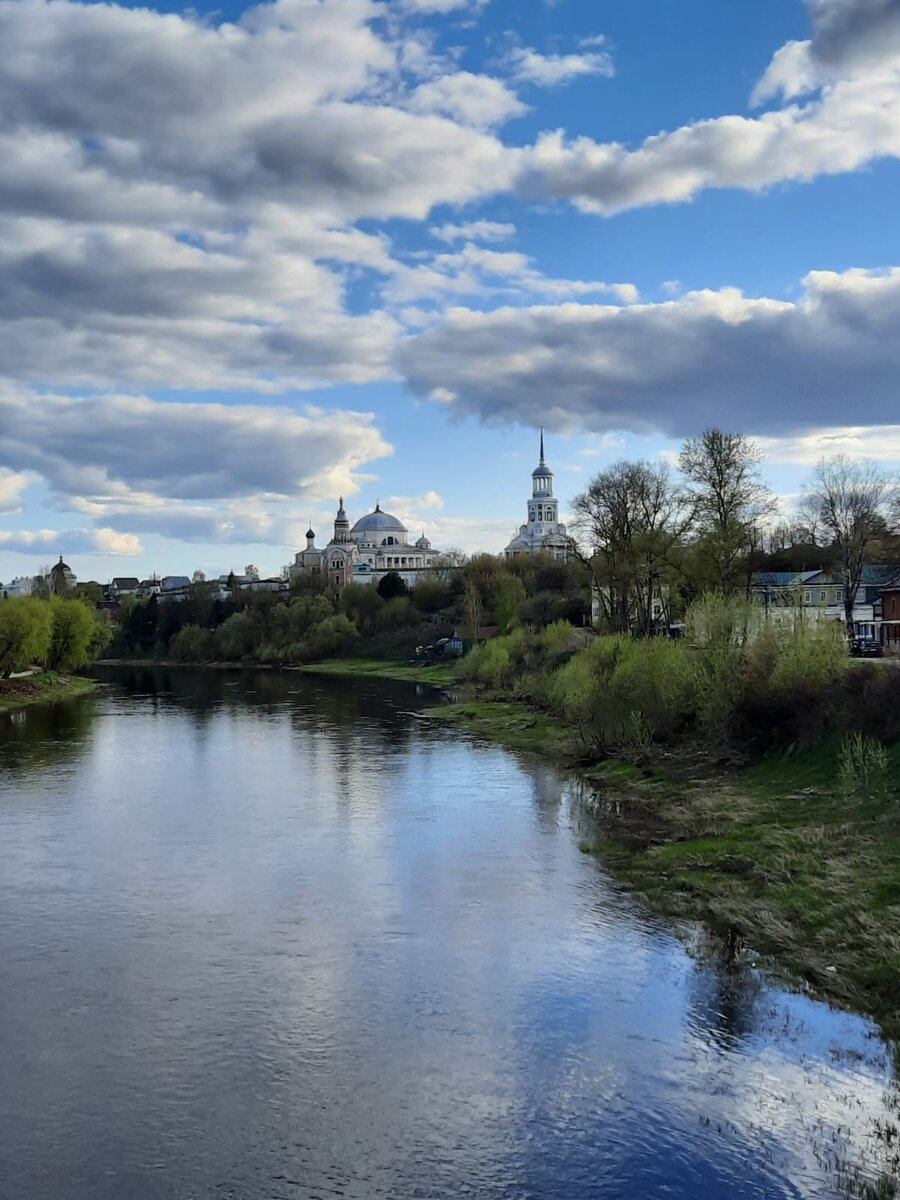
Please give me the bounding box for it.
[0,598,53,677]
[340,583,383,632]
[410,579,452,614]
[678,429,775,596]
[214,610,263,660]
[490,573,526,633]
[170,625,216,662]
[801,456,898,631]
[306,614,359,658]
[46,597,99,671]
[377,571,409,600]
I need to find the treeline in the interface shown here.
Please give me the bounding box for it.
[574,427,900,634]
[462,597,900,761]
[0,596,109,677]
[111,554,590,664]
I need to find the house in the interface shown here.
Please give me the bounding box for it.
[880,585,900,656]
[1,576,34,598]
[751,567,900,640]
[108,576,139,598]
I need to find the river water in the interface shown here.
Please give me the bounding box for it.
[0,666,897,1199]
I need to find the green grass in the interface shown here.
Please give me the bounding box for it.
[426,700,576,758]
[578,740,900,1026]
[0,672,95,713]
[297,656,457,687]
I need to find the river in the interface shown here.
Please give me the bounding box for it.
[0,666,897,1199]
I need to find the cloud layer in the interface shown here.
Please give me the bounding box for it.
[399,267,900,437]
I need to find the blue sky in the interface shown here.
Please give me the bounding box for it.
[1,0,900,582]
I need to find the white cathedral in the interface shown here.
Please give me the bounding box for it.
[504,432,569,561]
[292,500,440,591]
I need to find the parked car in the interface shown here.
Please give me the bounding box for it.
[851,638,883,658]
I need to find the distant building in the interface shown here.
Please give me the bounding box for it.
[108,577,140,597]
[504,432,568,562]
[292,499,442,591]
[881,585,900,655]
[49,556,76,594]
[1,576,34,599]
[751,566,900,640]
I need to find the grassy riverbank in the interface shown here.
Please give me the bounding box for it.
[429,694,900,1026]
[0,672,95,713]
[297,656,456,687]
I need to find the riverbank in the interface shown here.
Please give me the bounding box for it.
[428,694,900,1028]
[0,672,95,713]
[97,655,457,687]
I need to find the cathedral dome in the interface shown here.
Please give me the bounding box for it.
[350,504,407,536]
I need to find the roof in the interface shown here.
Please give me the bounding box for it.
[111,577,139,588]
[350,504,407,535]
[161,576,191,590]
[752,571,820,587]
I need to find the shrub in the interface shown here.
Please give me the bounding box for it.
[377,572,408,601]
[0,597,53,676]
[304,614,359,659]
[46,596,101,672]
[839,732,891,798]
[169,625,216,662]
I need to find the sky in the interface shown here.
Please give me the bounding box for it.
[1,0,900,583]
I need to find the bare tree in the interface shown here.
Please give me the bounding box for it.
[191,569,206,584]
[801,455,895,631]
[570,459,689,633]
[429,548,467,584]
[678,428,776,595]
[244,564,260,582]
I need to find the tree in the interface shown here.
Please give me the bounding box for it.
[340,583,383,633]
[0,598,53,677]
[46,597,99,671]
[192,569,207,584]
[801,456,897,632]
[429,548,467,584]
[410,579,452,614]
[244,564,260,582]
[571,459,688,633]
[377,571,408,601]
[490,573,526,633]
[170,625,216,662]
[678,429,776,596]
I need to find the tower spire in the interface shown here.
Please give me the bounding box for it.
[540,427,545,465]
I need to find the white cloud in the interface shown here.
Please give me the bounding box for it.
[399,0,489,13]
[0,527,142,556]
[761,424,900,465]
[504,44,615,88]
[0,468,32,514]
[0,384,394,549]
[387,243,637,306]
[406,72,527,128]
[398,267,900,438]
[517,1,900,215]
[431,220,516,243]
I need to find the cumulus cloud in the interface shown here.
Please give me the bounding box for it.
[519,0,900,214]
[406,72,527,127]
[386,243,637,306]
[761,423,900,464]
[504,44,614,88]
[398,266,900,438]
[0,468,32,514]
[0,387,391,504]
[430,220,516,242]
[0,0,522,392]
[0,527,142,556]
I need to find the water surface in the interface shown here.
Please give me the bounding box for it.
[0,667,897,1199]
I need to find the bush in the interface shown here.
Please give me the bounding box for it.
[170,625,216,662]
[839,732,891,798]
[46,597,101,672]
[0,597,53,676]
[377,572,408,601]
[304,614,359,659]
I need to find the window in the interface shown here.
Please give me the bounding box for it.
[804,590,811,603]
[820,590,827,603]
[836,589,843,602]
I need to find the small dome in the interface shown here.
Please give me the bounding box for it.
[532,463,553,478]
[350,503,407,536]
[306,527,315,539]
[416,534,431,549]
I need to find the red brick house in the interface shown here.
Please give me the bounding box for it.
[881,586,900,655]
